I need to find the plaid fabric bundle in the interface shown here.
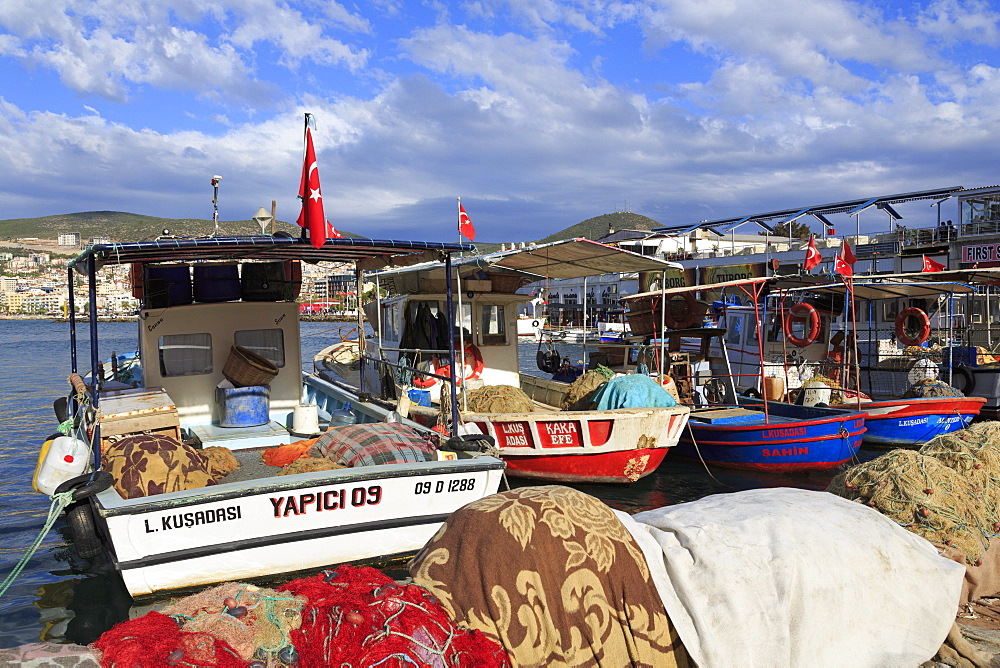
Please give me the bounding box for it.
[308,423,437,467]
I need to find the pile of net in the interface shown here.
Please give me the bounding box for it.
[93,582,306,666]
[902,378,964,398]
[828,424,1000,563]
[462,384,533,413]
[278,565,509,667]
[560,365,614,410]
[91,566,509,667]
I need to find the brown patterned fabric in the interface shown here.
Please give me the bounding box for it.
[101,434,216,499]
[409,485,689,668]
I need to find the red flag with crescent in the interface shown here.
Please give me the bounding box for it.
[296,125,327,249]
[458,201,475,242]
[922,255,946,272]
[803,235,821,271]
[834,240,856,277]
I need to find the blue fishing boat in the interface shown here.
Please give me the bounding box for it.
[674,400,866,471]
[620,276,868,471]
[856,395,986,447]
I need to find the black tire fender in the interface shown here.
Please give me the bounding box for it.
[66,502,104,559]
[55,471,114,503]
[953,364,976,396]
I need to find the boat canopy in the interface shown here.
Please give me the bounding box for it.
[69,235,474,273]
[370,238,683,283]
[783,280,978,301]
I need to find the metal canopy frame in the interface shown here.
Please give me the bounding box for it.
[69,235,474,272]
[653,186,963,235]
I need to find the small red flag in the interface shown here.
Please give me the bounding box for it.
[327,220,343,239]
[834,240,856,277]
[296,124,327,249]
[803,235,821,271]
[458,201,475,242]
[922,255,946,272]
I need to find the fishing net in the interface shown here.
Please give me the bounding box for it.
[161,583,305,663]
[277,564,510,667]
[901,379,964,398]
[828,449,994,563]
[203,446,239,478]
[279,456,345,475]
[560,366,614,411]
[463,384,534,413]
[92,610,244,667]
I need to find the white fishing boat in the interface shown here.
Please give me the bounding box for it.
[335,239,691,484]
[34,235,504,598]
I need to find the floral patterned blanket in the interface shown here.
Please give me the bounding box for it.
[409,485,689,667]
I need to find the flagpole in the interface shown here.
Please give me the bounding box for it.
[300,113,310,243]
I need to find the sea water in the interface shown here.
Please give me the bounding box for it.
[0,319,841,648]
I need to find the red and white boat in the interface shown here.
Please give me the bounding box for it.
[340,239,691,484]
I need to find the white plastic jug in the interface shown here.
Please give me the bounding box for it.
[33,435,91,496]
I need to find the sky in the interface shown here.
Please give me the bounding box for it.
[1,0,999,243]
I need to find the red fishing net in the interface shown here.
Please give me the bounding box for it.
[92,610,244,667]
[278,564,510,667]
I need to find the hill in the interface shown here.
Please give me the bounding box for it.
[0,211,310,242]
[0,209,663,251]
[536,212,662,243]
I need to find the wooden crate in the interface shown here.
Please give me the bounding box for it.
[98,387,182,446]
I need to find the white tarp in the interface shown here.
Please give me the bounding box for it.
[615,488,965,668]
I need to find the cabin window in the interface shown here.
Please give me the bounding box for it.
[882,300,899,322]
[381,303,399,340]
[479,304,507,345]
[726,315,744,345]
[234,329,285,368]
[158,333,213,377]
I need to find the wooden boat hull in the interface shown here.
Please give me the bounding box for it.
[82,372,505,598]
[859,396,987,447]
[673,402,866,472]
[94,455,504,598]
[463,406,690,484]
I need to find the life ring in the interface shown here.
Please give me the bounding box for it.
[663,293,699,329]
[433,344,485,383]
[895,308,931,346]
[953,364,976,395]
[411,359,437,388]
[531,319,540,328]
[783,303,821,347]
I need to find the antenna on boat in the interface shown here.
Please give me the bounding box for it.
[211,175,223,235]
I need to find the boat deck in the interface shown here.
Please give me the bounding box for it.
[217,446,286,484]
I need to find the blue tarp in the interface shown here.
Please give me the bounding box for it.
[592,374,678,410]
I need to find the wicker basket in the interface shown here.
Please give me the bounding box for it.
[223,345,278,387]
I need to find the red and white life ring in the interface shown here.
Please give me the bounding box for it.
[663,293,700,329]
[783,303,821,348]
[411,359,437,388]
[895,308,930,346]
[433,344,485,384]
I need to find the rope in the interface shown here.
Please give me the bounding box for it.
[0,491,75,599]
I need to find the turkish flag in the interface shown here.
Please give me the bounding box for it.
[803,235,821,271]
[834,240,856,277]
[296,125,327,249]
[327,220,343,239]
[458,201,475,241]
[922,255,946,272]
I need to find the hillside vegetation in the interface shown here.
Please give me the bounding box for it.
[0,210,663,250]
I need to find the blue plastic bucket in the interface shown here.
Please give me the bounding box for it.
[193,264,241,303]
[145,265,192,308]
[407,389,432,407]
[217,385,270,427]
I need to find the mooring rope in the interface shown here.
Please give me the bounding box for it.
[0,491,75,599]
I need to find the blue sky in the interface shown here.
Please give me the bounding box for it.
[1,0,999,242]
